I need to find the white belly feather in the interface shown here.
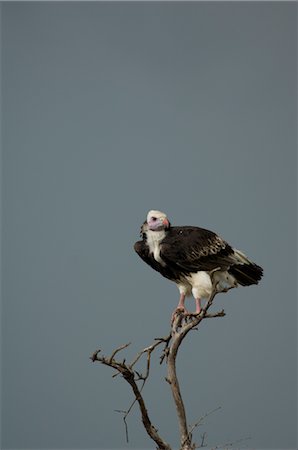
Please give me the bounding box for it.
[177,270,237,300]
[146,229,237,300]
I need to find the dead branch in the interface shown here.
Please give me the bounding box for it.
[91,283,227,450]
[167,285,224,450]
[91,345,172,450]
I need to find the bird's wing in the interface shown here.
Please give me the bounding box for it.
[134,240,160,271]
[134,240,179,281]
[160,226,237,272]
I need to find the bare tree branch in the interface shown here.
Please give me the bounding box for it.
[91,282,229,450]
[91,344,172,450]
[167,285,223,450]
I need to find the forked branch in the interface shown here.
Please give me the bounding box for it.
[91,283,227,450]
[91,344,172,450]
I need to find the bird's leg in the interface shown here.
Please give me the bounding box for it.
[177,293,188,312]
[171,293,189,322]
[195,298,202,314]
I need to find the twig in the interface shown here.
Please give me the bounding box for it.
[114,409,130,443]
[129,334,171,373]
[117,376,149,443]
[198,309,225,318]
[159,334,172,364]
[189,406,222,436]
[210,436,251,449]
[109,342,131,364]
[199,431,207,448]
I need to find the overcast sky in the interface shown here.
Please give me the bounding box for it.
[1,2,297,449]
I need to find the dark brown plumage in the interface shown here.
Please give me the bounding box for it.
[135,225,263,285]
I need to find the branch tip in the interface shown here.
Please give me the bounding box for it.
[90,349,101,362]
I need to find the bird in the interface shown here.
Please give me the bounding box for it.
[134,210,263,316]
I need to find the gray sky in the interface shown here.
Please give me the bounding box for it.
[1,2,297,449]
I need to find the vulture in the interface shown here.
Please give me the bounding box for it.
[134,210,263,315]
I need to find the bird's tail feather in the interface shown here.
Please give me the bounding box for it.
[229,262,263,286]
[227,248,263,286]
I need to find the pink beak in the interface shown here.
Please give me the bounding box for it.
[162,218,170,228]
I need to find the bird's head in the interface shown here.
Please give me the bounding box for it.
[146,210,170,231]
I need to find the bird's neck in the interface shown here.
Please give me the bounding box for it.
[145,229,167,264]
[146,228,166,244]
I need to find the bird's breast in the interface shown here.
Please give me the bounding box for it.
[146,230,166,266]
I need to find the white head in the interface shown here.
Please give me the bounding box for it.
[146,210,170,231]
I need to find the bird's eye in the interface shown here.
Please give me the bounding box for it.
[151,217,157,221]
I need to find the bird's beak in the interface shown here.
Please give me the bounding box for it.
[162,218,170,228]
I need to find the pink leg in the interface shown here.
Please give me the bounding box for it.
[195,298,201,314]
[172,294,188,322]
[177,293,187,311]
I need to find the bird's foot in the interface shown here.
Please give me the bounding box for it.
[171,306,189,323]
